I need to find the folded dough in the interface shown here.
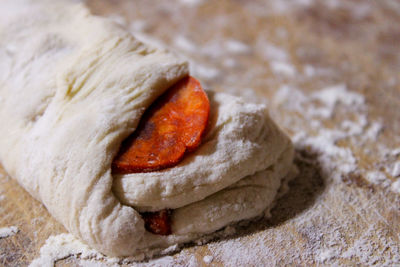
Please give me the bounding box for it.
[0,0,295,258]
[114,92,292,212]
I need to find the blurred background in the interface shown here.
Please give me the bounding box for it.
[87,0,400,143]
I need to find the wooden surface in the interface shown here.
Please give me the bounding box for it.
[1,0,400,266]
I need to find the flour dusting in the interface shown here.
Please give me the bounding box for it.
[3,0,400,266]
[29,234,119,267]
[391,162,400,177]
[173,35,197,53]
[178,0,205,7]
[391,180,400,194]
[203,255,213,263]
[224,39,251,54]
[0,226,19,238]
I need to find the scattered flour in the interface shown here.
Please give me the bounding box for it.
[270,0,315,14]
[303,64,335,77]
[203,255,213,263]
[0,226,19,238]
[257,41,297,77]
[365,171,388,185]
[391,148,400,157]
[310,84,364,118]
[390,162,400,177]
[316,248,339,263]
[222,58,237,68]
[224,39,251,54]
[29,234,119,267]
[173,35,197,53]
[189,63,221,80]
[4,0,398,266]
[270,61,297,76]
[391,180,400,194]
[208,235,277,266]
[340,225,400,265]
[263,43,289,62]
[78,260,118,267]
[178,0,205,7]
[274,83,394,190]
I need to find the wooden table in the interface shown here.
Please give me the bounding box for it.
[1,0,399,265]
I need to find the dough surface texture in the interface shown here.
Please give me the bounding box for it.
[0,0,295,257]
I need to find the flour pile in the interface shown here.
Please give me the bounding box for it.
[0,226,19,239]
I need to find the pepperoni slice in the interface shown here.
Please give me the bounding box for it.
[112,76,209,173]
[141,209,172,235]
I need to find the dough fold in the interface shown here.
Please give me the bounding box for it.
[0,0,296,257]
[113,92,292,211]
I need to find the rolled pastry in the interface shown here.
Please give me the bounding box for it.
[0,0,295,257]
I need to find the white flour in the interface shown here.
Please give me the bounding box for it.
[202,255,213,263]
[29,234,119,267]
[391,162,400,177]
[270,61,297,77]
[178,0,205,7]
[0,226,19,238]
[224,40,251,54]
[391,180,400,194]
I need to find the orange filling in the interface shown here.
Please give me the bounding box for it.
[112,76,209,174]
[141,210,172,235]
[112,76,209,235]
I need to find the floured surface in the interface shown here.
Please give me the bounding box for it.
[0,227,19,239]
[1,0,400,266]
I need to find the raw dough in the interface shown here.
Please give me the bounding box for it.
[114,92,292,212]
[0,0,295,257]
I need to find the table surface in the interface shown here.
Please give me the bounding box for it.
[1,0,400,266]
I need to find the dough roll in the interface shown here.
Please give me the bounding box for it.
[0,0,295,257]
